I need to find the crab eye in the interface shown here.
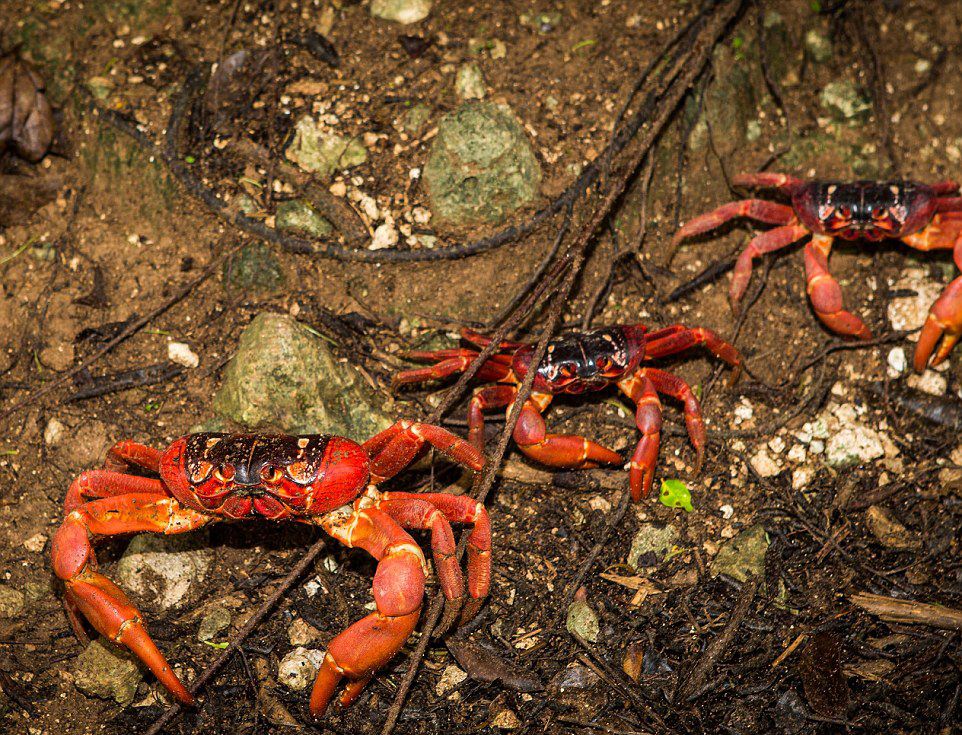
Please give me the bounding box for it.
[560,363,577,378]
[872,206,886,219]
[838,205,852,219]
[214,464,234,482]
[260,465,284,483]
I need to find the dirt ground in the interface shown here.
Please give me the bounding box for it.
[1,0,961,733]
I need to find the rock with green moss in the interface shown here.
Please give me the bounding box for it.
[286,116,367,177]
[424,102,541,227]
[223,242,285,294]
[276,199,333,238]
[73,639,142,706]
[213,313,392,438]
[711,524,769,582]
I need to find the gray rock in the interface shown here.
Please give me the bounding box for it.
[820,81,872,123]
[711,524,768,582]
[627,524,678,570]
[213,312,393,437]
[702,45,755,156]
[370,0,432,24]
[565,599,599,643]
[424,102,541,226]
[804,27,833,63]
[115,531,213,612]
[286,116,367,177]
[276,199,333,238]
[455,62,486,100]
[277,647,325,690]
[73,638,142,706]
[0,585,24,617]
[762,11,801,86]
[198,605,232,642]
[401,102,432,135]
[222,242,285,294]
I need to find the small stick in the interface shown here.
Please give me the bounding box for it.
[676,575,758,702]
[851,592,962,631]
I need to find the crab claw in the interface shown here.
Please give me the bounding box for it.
[914,276,962,371]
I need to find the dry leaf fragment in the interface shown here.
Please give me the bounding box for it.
[0,51,54,161]
[445,639,543,692]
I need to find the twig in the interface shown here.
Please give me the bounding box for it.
[380,3,746,730]
[851,592,962,632]
[676,575,758,701]
[143,535,329,735]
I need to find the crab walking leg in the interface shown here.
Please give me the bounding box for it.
[392,351,514,387]
[646,367,707,475]
[916,275,962,370]
[362,420,484,483]
[901,215,962,370]
[312,507,428,717]
[51,495,213,706]
[379,492,492,629]
[103,440,165,473]
[617,371,662,501]
[510,392,623,469]
[728,224,810,307]
[804,234,872,340]
[644,325,743,385]
[64,470,164,514]
[467,384,517,450]
[670,199,797,254]
[729,172,806,191]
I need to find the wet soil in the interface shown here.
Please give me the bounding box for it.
[1,1,961,734]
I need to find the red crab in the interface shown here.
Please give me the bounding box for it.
[394,325,742,501]
[671,172,962,372]
[51,421,490,718]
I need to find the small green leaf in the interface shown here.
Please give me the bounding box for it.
[203,640,229,649]
[184,155,196,164]
[732,36,743,50]
[659,478,693,512]
[809,0,822,12]
[571,39,597,52]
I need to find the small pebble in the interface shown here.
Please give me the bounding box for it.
[168,342,200,368]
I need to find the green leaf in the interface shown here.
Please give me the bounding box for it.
[659,478,693,512]
[203,640,229,649]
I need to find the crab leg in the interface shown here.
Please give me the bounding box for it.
[460,327,528,350]
[729,224,810,306]
[730,172,806,192]
[311,508,428,717]
[51,494,212,706]
[902,214,962,369]
[617,371,662,501]
[64,470,164,514]
[804,234,872,340]
[466,384,517,450]
[509,392,623,469]
[362,420,484,483]
[671,199,797,253]
[644,325,743,386]
[103,440,165,473]
[380,491,491,628]
[393,350,514,387]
